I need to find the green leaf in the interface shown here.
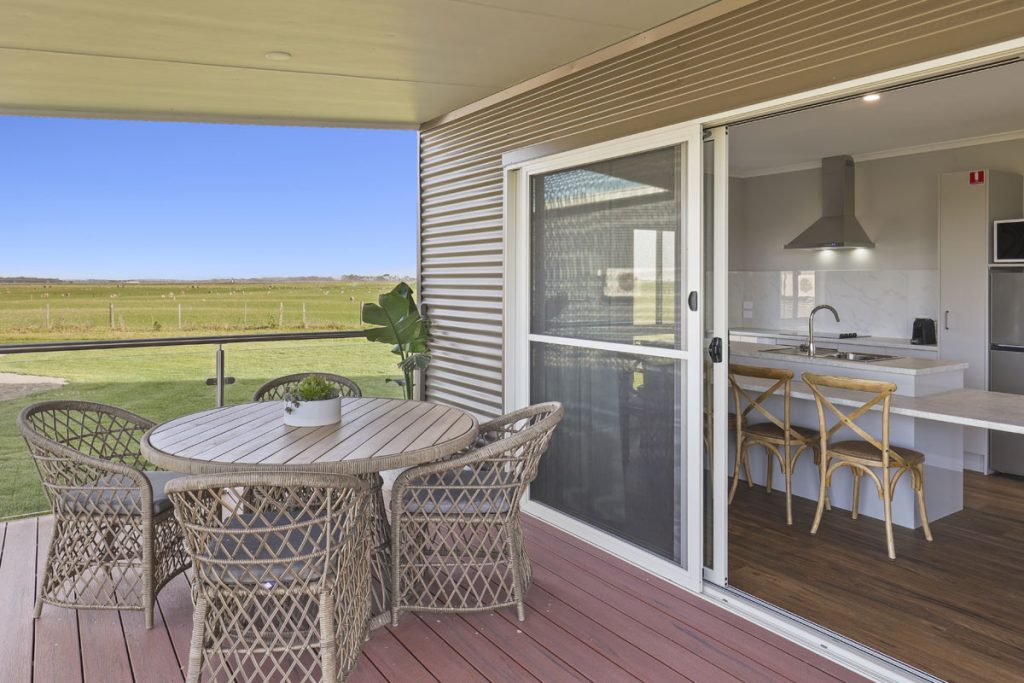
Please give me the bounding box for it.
[400,353,430,372]
[361,282,431,362]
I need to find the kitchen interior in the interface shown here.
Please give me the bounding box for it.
[716,60,1024,682]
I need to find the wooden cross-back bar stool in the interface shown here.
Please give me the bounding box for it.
[802,372,933,560]
[728,364,822,526]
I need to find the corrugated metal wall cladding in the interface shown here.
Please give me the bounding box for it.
[425,0,1010,155]
[419,0,1024,416]
[423,1,1016,166]
[419,0,856,148]
[421,239,503,256]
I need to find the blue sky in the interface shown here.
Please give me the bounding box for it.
[0,116,417,280]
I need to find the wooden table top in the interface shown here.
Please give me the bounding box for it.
[141,397,479,475]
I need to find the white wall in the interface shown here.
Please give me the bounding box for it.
[729,137,1024,338]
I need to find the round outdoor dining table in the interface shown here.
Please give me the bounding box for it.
[141,395,479,629]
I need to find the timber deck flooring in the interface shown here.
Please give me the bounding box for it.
[728,471,1024,683]
[0,514,867,683]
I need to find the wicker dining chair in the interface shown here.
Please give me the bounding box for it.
[18,400,191,629]
[803,373,933,560]
[389,401,564,626]
[252,372,361,402]
[166,472,372,683]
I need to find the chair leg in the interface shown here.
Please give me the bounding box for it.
[882,470,896,560]
[810,463,830,535]
[34,519,58,620]
[728,439,744,504]
[390,518,402,628]
[784,454,794,527]
[508,526,527,622]
[186,597,208,683]
[319,591,337,682]
[142,519,155,629]
[765,446,773,495]
[743,445,754,490]
[851,471,862,520]
[914,466,934,542]
[814,450,832,511]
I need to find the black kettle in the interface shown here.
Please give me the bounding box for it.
[911,318,937,345]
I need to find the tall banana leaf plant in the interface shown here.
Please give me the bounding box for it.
[361,283,430,400]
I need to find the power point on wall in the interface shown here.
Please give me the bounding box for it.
[743,301,753,310]
[743,310,753,319]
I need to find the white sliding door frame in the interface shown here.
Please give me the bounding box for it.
[504,121,705,591]
[704,124,730,586]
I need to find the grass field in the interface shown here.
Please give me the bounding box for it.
[0,279,407,519]
[0,280,398,341]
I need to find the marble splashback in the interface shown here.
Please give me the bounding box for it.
[729,269,938,339]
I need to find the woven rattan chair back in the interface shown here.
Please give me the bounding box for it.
[251,372,361,402]
[166,471,372,683]
[390,401,564,626]
[18,400,190,628]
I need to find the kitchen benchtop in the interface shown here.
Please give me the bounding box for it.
[729,327,936,352]
[730,341,967,377]
[734,376,1024,435]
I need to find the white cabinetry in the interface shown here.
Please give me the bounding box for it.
[938,170,1023,470]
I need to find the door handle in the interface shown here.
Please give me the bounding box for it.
[944,310,950,330]
[688,291,699,312]
[708,337,723,363]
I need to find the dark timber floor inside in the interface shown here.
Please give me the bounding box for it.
[728,470,1024,683]
[0,513,867,682]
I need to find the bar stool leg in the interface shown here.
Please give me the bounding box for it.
[851,470,862,520]
[728,438,744,504]
[810,462,831,535]
[914,465,934,542]
[883,468,896,560]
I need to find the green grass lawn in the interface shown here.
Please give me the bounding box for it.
[0,338,404,519]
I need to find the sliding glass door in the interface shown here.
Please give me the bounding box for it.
[508,126,704,587]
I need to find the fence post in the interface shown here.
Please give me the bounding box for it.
[109,302,115,329]
[302,303,307,328]
[45,303,51,329]
[279,302,284,327]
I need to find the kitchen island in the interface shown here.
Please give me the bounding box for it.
[727,342,972,528]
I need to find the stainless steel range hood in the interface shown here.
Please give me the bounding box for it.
[784,155,875,250]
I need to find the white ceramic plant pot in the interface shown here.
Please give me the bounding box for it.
[283,397,341,427]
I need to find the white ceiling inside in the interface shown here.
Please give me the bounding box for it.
[0,0,719,127]
[729,60,1024,176]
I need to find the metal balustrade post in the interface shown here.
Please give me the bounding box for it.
[215,345,226,407]
[203,344,238,405]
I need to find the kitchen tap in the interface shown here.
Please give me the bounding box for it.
[808,305,840,356]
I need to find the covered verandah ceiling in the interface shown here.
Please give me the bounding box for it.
[0,0,721,128]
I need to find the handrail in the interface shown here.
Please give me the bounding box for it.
[0,329,367,354]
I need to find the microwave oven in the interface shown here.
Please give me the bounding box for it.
[993,219,1024,263]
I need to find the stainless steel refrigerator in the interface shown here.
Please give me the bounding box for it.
[990,267,1024,475]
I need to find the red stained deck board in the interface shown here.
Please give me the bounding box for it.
[1,515,864,682]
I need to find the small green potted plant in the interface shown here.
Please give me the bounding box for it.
[282,374,342,427]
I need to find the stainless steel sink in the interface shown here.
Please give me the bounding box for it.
[817,350,900,362]
[760,346,835,358]
[760,346,899,362]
